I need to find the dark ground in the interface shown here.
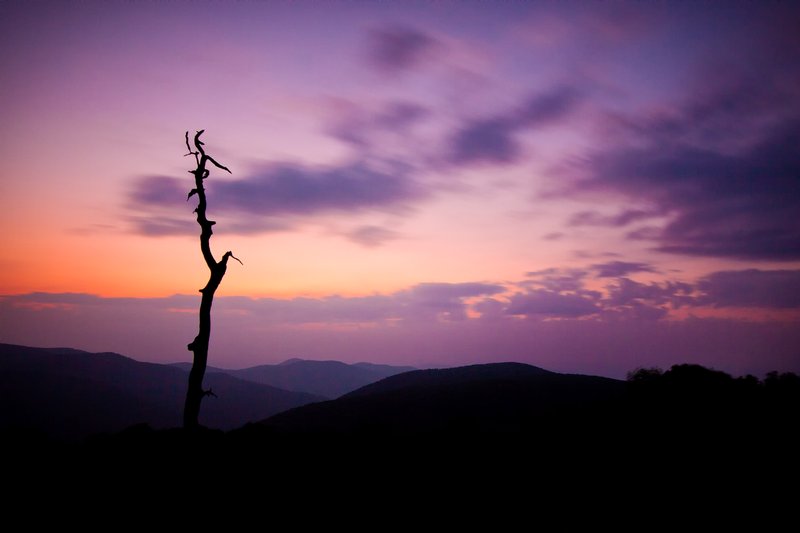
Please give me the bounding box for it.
[4,363,797,519]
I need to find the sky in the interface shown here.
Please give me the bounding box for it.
[1,1,799,378]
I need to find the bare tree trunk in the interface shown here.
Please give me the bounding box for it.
[182,130,241,429]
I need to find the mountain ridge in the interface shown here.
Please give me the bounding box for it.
[0,343,323,440]
[262,361,625,434]
[170,357,415,398]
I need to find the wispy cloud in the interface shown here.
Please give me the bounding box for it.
[326,100,430,150]
[215,162,422,216]
[344,225,400,248]
[447,85,583,166]
[568,209,659,228]
[605,278,693,308]
[697,269,800,309]
[506,290,599,318]
[591,261,656,278]
[557,70,800,260]
[524,268,588,292]
[3,267,799,374]
[128,161,428,237]
[366,26,440,74]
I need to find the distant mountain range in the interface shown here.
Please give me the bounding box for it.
[2,342,627,440]
[6,343,797,497]
[10,341,792,451]
[0,343,323,439]
[261,362,626,434]
[171,359,415,398]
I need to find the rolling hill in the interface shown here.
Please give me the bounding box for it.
[261,362,626,434]
[0,343,323,439]
[172,358,415,398]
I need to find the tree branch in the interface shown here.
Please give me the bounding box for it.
[184,131,200,165]
[206,156,231,174]
[223,251,244,265]
[193,130,206,156]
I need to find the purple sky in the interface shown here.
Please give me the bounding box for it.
[1,1,799,377]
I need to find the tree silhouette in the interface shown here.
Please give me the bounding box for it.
[183,130,242,429]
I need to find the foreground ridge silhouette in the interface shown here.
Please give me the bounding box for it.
[182,131,242,429]
[3,351,799,505]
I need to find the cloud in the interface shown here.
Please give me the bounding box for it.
[129,161,427,236]
[7,292,112,306]
[448,117,519,165]
[424,282,511,319]
[543,29,800,261]
[697,269,800,309]
[3,291,799,379]
[518,85,583,125]
[520,267,691,320]
[523,268,588,292]
[605,278,692,308]
[591,261,655,278]
[613,70,798,153]
[611,301,669,321]
[655,121,800,259]
[568,209,658,228]
[345,225,399,248]
[4,268,800,376]
[506,290,599,318]
[448,85,582,166]
[216,294,398,324]
[562,71,800,260]
[216,162,422,216]
[601,278,696,321]
[593,119,800,260]
[13,274,797,365]
[129,176,184,207]
[403,282,505,320]
[220,282,507,324]
[0,285,503,328]
[572,250,621,260]
[472,297,506,320]
[327,100,430,149]
[602,269,800,312]
[128,216,197,237]
[407,282,505,301]
[375,102,430,130]
[515,3,656,48]
[366,26,439,73]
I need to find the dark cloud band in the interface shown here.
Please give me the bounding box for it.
[128,161,426,237]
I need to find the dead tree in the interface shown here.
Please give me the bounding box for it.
[183,130,241,429]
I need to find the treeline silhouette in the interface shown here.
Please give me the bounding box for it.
[626,364,800,427]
